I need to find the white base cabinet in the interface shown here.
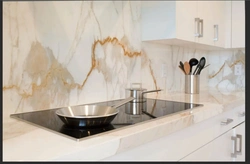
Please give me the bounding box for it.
[180,122,245,161]
[103,105,245,161]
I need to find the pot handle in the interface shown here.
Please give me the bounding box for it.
[112,97,135,109]
[142,89,161,95]
[130,83,142,89]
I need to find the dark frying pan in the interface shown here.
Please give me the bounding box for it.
[55,97,134,127]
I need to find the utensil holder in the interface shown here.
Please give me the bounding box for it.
[185,75,200,94]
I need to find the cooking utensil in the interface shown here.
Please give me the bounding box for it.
[56,97,135,127]
[179,65,186,74]
[184,61,190,75]
[195,57,206,75]
[180,61,184,70]
[125,83,161,103]
[189,58,199,75]
[179,61,184,72]
[203,64,210,69]
[193,57,206,75]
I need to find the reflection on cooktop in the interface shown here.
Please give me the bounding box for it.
[10,98,203,141]
[60,124,115,138]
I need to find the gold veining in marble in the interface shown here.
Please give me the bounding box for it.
[4,42,76,111]
[209,59,244,79]
[141,50,159,91]
[81,36,142,89]
[3,36,143,111]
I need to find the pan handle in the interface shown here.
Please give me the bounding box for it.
[142,89,161,95]
[112,97,135,109]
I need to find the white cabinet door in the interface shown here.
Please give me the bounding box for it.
[223,1,232,48]
[197,1,230,47]
[211,1,231,48]
[142,1,199,43]
[231,1,245,48]
[141,1,176,41]
[180,128,234,161]
[141,1,198,42]
[180,122,245,161]
[175,1,198,43]
[197,1,215,46]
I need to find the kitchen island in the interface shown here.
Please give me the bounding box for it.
[3,87,245,161]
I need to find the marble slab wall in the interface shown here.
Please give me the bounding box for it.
[141,42,245,94]
[207,49,245,92]
[3,1,141,117]
[3,1,245,118]
[141,42,210,93]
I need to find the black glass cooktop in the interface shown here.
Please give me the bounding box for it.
[10,98,203,141]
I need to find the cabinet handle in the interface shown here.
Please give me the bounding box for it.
[198,19,203,37]
[213,25,218,41]
[231,134,242,158]
[220,118,233,125]
[237,134,242,155]
[194,18,200,37]
[238,112,245,117]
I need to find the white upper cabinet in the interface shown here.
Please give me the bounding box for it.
[231,1,245,48]
[141,1,229,50]
[141,1,197,42]
[141,1,244,50]
[173,1,198,43]
[198,1,230,48]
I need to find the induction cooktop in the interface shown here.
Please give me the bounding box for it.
[10,98,203,141]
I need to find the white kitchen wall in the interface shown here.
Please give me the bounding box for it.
[3,1,245,119]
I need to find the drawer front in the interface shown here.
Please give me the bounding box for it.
[103,105,245,161]
[180,122,245,161]
[212,104,245,137]
[179,128,234,161]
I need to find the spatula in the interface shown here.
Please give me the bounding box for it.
[184,61,190,75]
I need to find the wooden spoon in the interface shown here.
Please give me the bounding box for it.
[184,61,190,75]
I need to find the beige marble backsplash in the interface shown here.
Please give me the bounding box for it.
[141,42,245,94]
[3,1,245,117]
[207,49,245,92]
[3,1,142,116]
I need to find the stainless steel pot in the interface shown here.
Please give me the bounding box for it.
[125,83,161,115]
[55,97,134,127]
[125,83,161,103]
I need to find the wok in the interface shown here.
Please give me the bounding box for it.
[55,97,135,127]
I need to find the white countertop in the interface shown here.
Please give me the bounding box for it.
[3,88,245,161]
